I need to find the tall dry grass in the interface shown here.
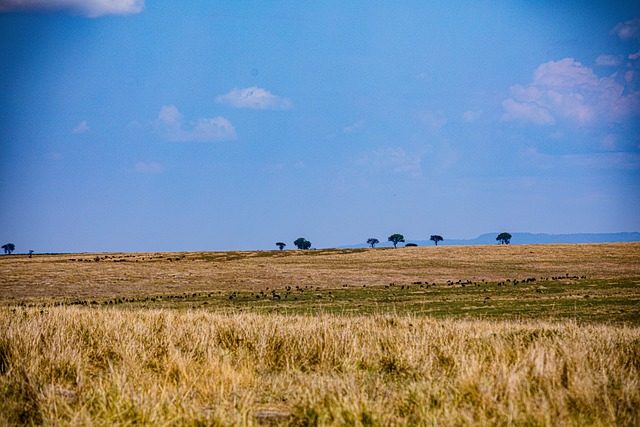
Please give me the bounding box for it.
[0,307,638,425]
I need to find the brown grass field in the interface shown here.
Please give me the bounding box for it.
[0,243,639,425]
[2,242,639,300]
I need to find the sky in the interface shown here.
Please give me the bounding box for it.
[1,0,639,253]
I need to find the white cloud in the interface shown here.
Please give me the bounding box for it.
[502,58,640,126]
[155,105,236,142]
[462,110,482,123]
[595,54,623,67]
[502,98,555,125]
[0,0,144,17]
[343,120,366,133]
[127,119,143,129]
[134,161,164,174]
[418,111,447,131]
[611,18,640,41]
[157,105,182,126]
[532,58,596,87]
[72,120,89,134]
[414,72,432,82]
[216,87,293,110]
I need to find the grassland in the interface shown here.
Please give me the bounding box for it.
[1,242,639,298]
[0,243,639,425]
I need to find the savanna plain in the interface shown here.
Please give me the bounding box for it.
[0,243,639,426]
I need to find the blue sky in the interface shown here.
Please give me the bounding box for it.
[1,0,639,252]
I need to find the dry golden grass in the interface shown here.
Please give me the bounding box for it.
[0,307,638,426]
[1,243,638,425]
[1,242,639,301]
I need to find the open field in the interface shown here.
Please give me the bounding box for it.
[1,243,639,425]
[1,242,639,297]
[1,243,639,324]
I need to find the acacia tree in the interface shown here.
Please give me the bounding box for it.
[388,234,405,248]
[293,237,311,250]
[2,243,15,254]
[430,235,443,246]
[367,238,380,248]
[275,242,286,250]
[496,232,512,245]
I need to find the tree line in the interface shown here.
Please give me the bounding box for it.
[276,232,512,250]
[2,233,513,256]
[1,243,34,257]
[275,238,311,251]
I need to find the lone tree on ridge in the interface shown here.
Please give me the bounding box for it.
[293,237,312,250]
[430,235,443,246]
[388,234,405,248]
[2,243,15,254]
[367,238,380,248]
[496,232,512,245]
[276,242,286,250]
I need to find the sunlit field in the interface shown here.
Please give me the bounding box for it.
[1,243,639,425]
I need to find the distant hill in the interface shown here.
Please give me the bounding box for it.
[440,232,640,246]
[344,232,640,248]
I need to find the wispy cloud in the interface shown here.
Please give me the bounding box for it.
[358,147,422,177]
[414,72,432,82]
[525,146,640,171]
[611,18,640,41]
[502,98,555,125]
[595,54,623,67]
[418,111,447,131]
[0,0,144,17]
[343,120,366,133]
[71,120,89,134]
[154,105,236,142]
[216,86,293,110]
[502,58,640,126]
[462,110,482,123]
[263,161,305,173]
[134,161,164,174]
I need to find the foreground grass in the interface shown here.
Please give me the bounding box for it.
[1,307,639,426]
